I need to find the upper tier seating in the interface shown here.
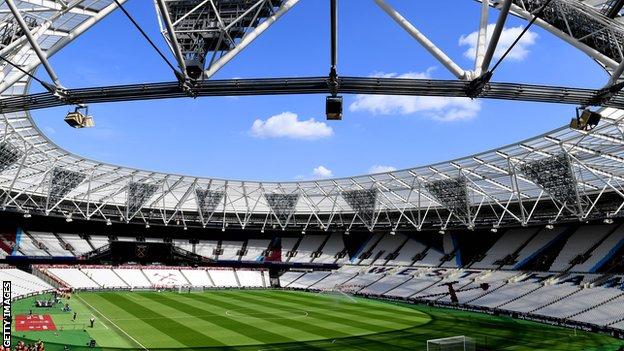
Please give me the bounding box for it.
[501,227,566,270]
[315,233,347,264]
[290,235,326,263]
[386,239,427,266]
[360,234,407,266]
[29,232,73,257]
[244,239,270,262]
[471,228,538,269]
[281,237,299,262]
[196,240,218,259]
[570,224,624,272]
[16,231,48,256]
[219,241,244,261]
[88,236,110,250]
[173,238,193,252]
[59,233,93,255]
[549,225,614,272]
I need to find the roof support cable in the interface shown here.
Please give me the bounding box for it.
[112,0,187,90]
[466,0,554,98]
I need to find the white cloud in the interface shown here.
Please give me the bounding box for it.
[369,165,397,174]
[349,71,482,122]
[312,165,333,179]
[459,24,538,62]
[250,112,333,140]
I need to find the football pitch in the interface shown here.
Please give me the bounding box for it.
[12,290,624,350]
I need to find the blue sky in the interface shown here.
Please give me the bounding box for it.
[32,0,608,181]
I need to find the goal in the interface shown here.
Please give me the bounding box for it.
[427,336,475,351]
[177,285,205,293]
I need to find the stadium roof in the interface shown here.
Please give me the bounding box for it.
[2,0,624,232]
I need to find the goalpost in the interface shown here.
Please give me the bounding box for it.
[177,285,205,293]
[427,336,475,351]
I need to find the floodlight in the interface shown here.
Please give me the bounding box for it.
[145,223,150,229]
[490,227,498,233]
[570,109,601,131]
[23,211,31,218]
[604,218,614,224]
[326,96,343,120]
[106,219,112,226]
[65,105,95,129]
[545,224,554,230]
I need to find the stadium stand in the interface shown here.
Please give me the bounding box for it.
[196,240,218,259]
[278,271,305,287]
[15,230,49,256]
[113,268,152,288]
[471,228,539,269]
[315,233,347,264]
[172,238,193,252]
[208,269,239,287]
[0,268,53,299]
[287,271,330,289]
[81,267,129,288]
[88,236,110,250]
[571,225,624,272]
[243,239,270,261]
[236,270,265,287]
[501,227,567,270]
[143,268,190,287]
[180,269,214,287]
[218,241,244,261]
[281,237,299,262]
[549,225,615,272]
[46,267,100,289]
[386,238,427,266]
[289,235,326,263]
[59,233,93,255]
[360,233,407,266]
[28,232,73,257]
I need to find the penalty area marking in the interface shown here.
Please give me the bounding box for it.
[75,295,148,351]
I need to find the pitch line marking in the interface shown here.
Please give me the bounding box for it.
[75,295,148,351]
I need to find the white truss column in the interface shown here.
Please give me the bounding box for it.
[374,0,466,80]
[5,0,63,88]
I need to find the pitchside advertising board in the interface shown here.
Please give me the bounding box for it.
[3,281,11,349]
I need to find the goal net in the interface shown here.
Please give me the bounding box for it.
[177,285,205,293]
[427,336,475,351]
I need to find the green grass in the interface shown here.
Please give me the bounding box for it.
[11,290,624,351]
